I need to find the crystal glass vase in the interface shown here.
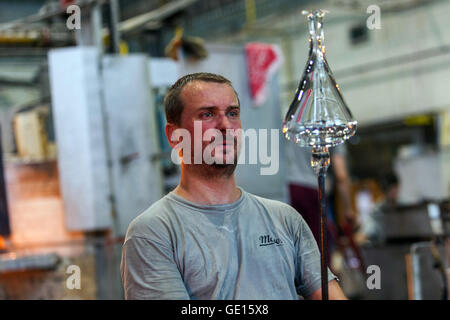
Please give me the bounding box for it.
[282,9,358,300]
[282,9,357,147]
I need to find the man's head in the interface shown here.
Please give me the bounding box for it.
[380,172,399,204]
[164,72,242,178]
[164,72,240,126]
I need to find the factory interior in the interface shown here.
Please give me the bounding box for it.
[0,0,449,300]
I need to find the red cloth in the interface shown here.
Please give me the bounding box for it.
[60,0,76,8]
[288,183,333,264]
[245,43,283,107]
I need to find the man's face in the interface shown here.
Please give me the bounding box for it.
[177,80,242,168]
[386,185,399,204]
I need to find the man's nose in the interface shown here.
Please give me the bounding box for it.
[217,113,232,130]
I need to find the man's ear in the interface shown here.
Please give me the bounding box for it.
[165,122,179,148]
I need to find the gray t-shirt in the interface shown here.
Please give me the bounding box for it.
[120,188,337,300]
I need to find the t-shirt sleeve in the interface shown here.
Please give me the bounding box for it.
[120,235,190,300]
[294,215,338,298]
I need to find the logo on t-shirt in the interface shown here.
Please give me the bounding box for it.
[259,234,283,247]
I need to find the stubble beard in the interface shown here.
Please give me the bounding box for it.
[206,161,238,179]
[189,139,240,180]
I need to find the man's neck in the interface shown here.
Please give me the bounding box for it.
[173,167,241,205]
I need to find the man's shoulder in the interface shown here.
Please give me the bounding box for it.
[246,192,289,208]
[245,191,301,220]
[125,195,174,240]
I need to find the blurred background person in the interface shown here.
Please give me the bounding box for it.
[285,142,366,275]
[362,172,399,245]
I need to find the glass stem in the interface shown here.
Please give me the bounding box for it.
[308,12,325,124]
[308,12,325,58]
[311,147,330,175]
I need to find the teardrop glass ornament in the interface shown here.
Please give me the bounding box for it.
[282,9,357,147]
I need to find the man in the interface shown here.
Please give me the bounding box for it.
[120,72,347,300]
[286,144,356,249]
[362,172,399,244]
[286,135,366,275]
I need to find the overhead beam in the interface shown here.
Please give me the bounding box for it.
[0,0,108,32]
[111,0,198,36]
[0,0,199,41]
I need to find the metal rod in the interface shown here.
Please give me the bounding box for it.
[108,0,121,54]
[318,172,328,300]
[311,146,330,300]
[0,134,10,237]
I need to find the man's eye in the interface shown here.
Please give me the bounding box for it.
[201,112,213,118]
[228,110,240,117]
